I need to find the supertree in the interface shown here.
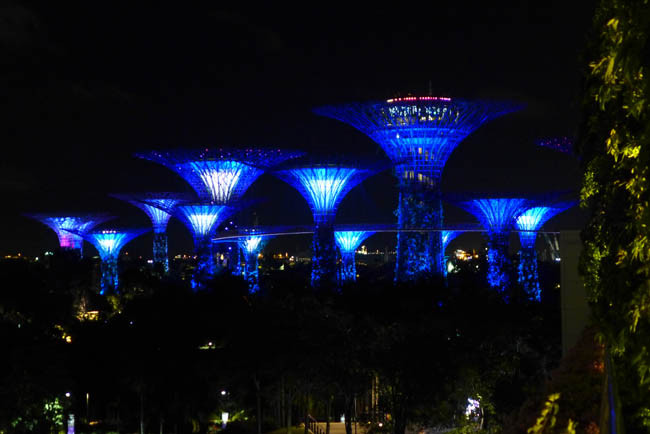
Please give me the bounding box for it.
[515,201,576,300]
[314,96,521,281]
[134,148,303,204]
[68,228,149,294]
[274,161,386,288]
[536,137,574,155]
[237,235,267,293]
[452,198,530,295]
[441,230,461,275]
[171,203,239,287]
[110,192,189,272]
[24,213,114,255]
[334,230,375,283]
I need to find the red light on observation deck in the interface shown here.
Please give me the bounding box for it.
[386,96,452,103]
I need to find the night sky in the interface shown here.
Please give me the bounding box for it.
[1,2,594,257]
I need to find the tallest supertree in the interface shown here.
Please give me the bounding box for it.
[314,96,521,280]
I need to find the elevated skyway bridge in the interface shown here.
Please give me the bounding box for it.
[212,224,559,242]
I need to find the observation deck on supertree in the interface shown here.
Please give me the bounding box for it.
[25,213,114,255]
[314,96,522,281]
[516,201,576,301]
[536,137,574,155]
[334,230,375,283]
[273,160,387,288]
[452,197,530,295]
[171,203,239,287]
[110,192,189,272]
[135,148,304,204]
[69,228,149,294]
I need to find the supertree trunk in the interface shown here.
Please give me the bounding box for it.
[518,235,540,301]
[153,231,169,272]
[312,220,338,289]
[486,232,511,295]
[394,189,444,281]
[100,255,119,294]
[244,251,260,293]
[339,251,357,283]
[194,236,216,288]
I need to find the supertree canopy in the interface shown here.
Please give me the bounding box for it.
[25,213,114,254]
[454,198,529,295]
[274,162,384,288]
[334,230,374,283]
[536,137,574,155]
[111,192,189,272]
[72,228,149,294]
[516,201,576,300]
[314,96,522,281]
[173,203,238,286]
[135,148,303,204]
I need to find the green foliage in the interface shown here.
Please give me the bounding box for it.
[506,328,603,434]
[579,0,650,430]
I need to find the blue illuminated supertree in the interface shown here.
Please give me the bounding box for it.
[516,202,576,300]
[135,148,303,204]
[172,203,238,287]
[441,230,461,275]
[314,96,521,281]
[25,213,114,255]
[69,228,149,294]
[334,231,375,283]
[237,235,266,293]
[453,198,530,294]
[110,192,189,272]
[274,162,385,288]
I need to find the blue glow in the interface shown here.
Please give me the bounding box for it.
[87,230,138,259]
[441,230,461,251]
[237,236,265,293]
[176,204,235,287]
[137,197,184,232]
[516,204,575,301]
[536,137,574,155]
[314,98,521,188]
[26,214,113,251]
[463,198,529,232]
[135,149,304,204]
[334,231,372,253]
[394,191,444,281]
[275,165,377,288]
[441,230,461,276]
[83,229,149,294]
[315,99,520,282]
[277,167,361,222]
[240,236,263,255]
[335,231,374,283]
[110,194,187,272]
[458,198,529,295]
[184,160,263,203]
[176,204,231,238]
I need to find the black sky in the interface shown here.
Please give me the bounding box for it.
[1,1,595,256]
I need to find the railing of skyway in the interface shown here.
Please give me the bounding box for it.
[213,223,491,241]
